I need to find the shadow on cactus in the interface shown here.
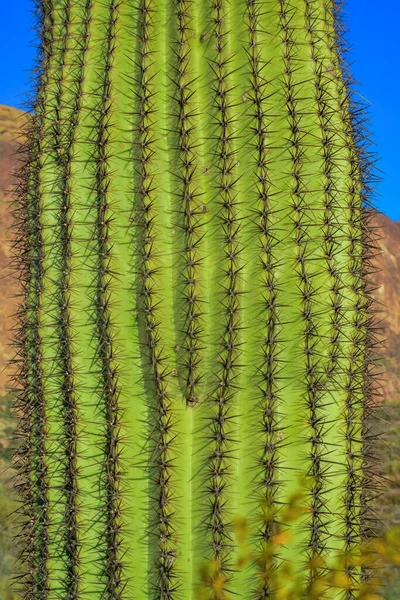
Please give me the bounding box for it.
[8,0,386,598]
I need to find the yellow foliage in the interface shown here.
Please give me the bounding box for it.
[272,530,292,547]
[307,577,327,598]
[330,571,352,590]
[197,486,400,599]
[212,573,227,596]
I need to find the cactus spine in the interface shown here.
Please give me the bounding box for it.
[11,0,381,598]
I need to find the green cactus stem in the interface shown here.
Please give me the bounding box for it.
[10,0,383,598]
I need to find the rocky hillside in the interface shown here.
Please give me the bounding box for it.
[373,212,400,404]
[0,105,27,398]
[0,103,398,404]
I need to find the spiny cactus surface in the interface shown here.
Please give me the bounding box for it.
[10,0,382,598]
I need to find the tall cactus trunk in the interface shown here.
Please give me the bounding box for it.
[11,0,381,598]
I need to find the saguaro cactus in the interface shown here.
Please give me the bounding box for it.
[11,0,382,598]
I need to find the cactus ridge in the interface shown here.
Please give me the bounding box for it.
[42,3,78,599]
[303,0,343,396]
[322,3,381,590]
[8,0,385,599]
[172,0,206,408]
[38,0,84,595]
[91,0,125,595]
[55,2,91,597]
[48,1,94,595]
[135,1,181,596]
[20,129,49,599]
[325,0,385,586]
[302,1,350,583]
[276,0,331,582]
[199,0,247,588]
[244,2,286,597]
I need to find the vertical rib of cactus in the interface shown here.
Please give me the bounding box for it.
[21,174,49,599]
[89,1,126,595]
[229,1,271,595]
[19,125,49,597]
[51,0,93,594]
[244,2,288,596]
[36,0,79,595]
[91,0,150,596]
[277,3,365,592]
[199,0,244,592]
[290,3,368,593]
[134,0,189,595]
[171,0,206,408]
[188,0,239,590]
[322,2,366,589]
[168,0,210,594]
[187,3,222,594]
[12,120,44,598]
[300,0,358,588]
[272,0,323,582]
[64,0,112,595]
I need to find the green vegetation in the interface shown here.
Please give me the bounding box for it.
[0,393,16,462]
[0,480,19,600]
[0,393,19,600]
[371,402,400,599]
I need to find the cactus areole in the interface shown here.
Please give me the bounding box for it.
[11,0,382,598]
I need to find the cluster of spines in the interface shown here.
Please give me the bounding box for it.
[201,0,243,589]
[244,1,284,596]
[321,13,364,594]
[57,178,80,600]
[326,2,385,589]
[304,3,386,592]
[303,0,344,399]
[339,109,367,594]
[329,0,385,509]
[134,1,179,597]
[51,1,95,595]
[91,0,125,595]
[277,0,332,587]
[13,199,49,600]
[43,0,80,594]
[172,0,205,407]
[302,0,353,580]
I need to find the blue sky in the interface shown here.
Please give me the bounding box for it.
[0,1,398,221]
